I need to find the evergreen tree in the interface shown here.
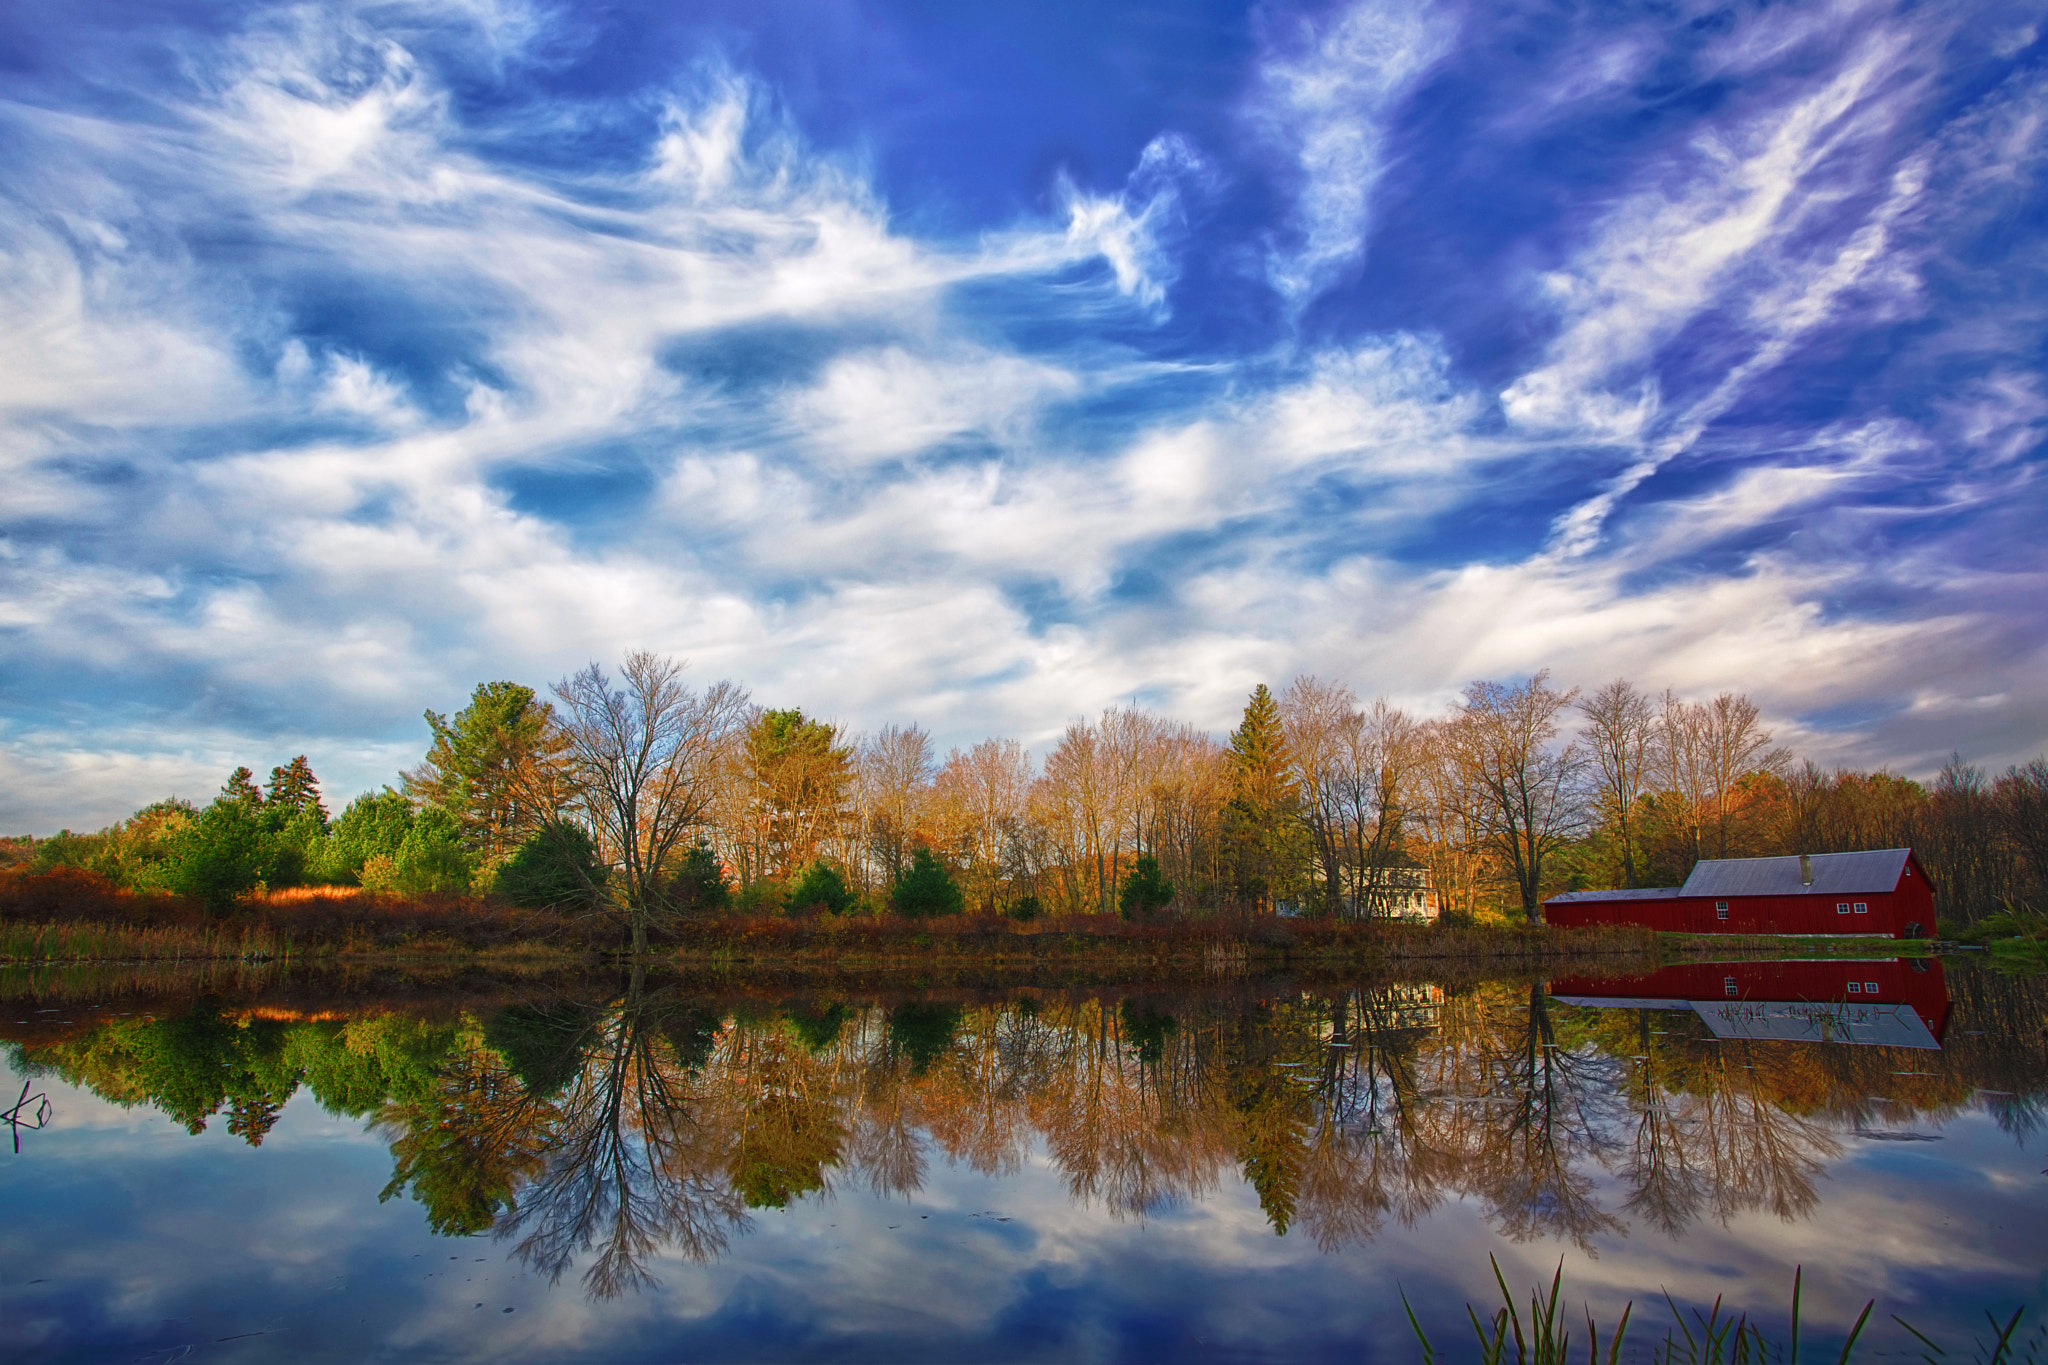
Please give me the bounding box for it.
[1117,853,1175,920]
[667,841,730,915]
[406,681,565,866]
[222,766,263,809]
[745,708,854,878]
[787,858,854,916]
[891,846,964,919]
[265,756,327,822]
[1226,685,1304,915]
[389,807,475,895]
[494,824,605,909]
[168,796,271,909]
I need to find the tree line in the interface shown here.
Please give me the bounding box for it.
[14,654,2047,939]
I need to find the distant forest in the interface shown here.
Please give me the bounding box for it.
[8,654,2045,939]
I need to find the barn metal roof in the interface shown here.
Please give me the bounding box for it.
[1678,849,1913,897]
[1547,886,1684,903]
[1544,849,1921,905]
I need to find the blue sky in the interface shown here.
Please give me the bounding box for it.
[2,0,2044,828]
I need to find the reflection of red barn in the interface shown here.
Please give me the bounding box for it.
[1550,958,1952,1047]
[1544,848,1935,939]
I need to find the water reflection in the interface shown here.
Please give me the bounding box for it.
[6,961,2044,1302]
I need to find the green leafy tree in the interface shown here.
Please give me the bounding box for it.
[1226,685,1305,915]
[386,807,475,895]
[168,778,278,909]
[891,846,963,919]
[405,682,566,867]
[494,824,606,910]
[787,858,854,916]
[1117,853,1176,921]
[312,790,414,885]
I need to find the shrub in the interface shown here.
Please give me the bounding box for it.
[390,807,475,895]
[892,847,964,919]
[1118,855,1175,921]
[495,824,605,910]
[667,842,730,915]
[787,859,854,917]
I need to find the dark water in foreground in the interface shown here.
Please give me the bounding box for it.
[2,958,2045,1363]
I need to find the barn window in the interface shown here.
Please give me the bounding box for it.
[1716,901,1729,919]
[1854,902,1868,914]
[1848,982,1862,993]
[1865,981,1879,993]
[1723,977,1738,996]
[1837,902,1851,914]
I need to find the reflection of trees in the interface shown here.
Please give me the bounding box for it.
[15,964,2044,1296]
[494,978,751,1297]
[1411,985,1626,1250]
[1618,1013,1705,1236]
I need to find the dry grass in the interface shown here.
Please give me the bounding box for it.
[0,866,1766,974]
[0,920,287,963]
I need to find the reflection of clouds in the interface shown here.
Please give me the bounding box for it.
[8,986,2048,1359]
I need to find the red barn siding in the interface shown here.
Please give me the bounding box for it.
[1545,851,1935,938]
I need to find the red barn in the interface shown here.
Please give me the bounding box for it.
[1548,958,1952,1046]
[1544,848,1936,938]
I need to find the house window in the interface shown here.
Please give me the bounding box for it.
[1723,977,1738,996]
[1837,902,1851,914]
[1854,902,1868,914]
[1848,982,1862,993]
[1865,981,1879,993]
[1716,902,1729,920]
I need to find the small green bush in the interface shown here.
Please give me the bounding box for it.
[892,847,963,919]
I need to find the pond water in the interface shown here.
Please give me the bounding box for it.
[3,958,2044,1363]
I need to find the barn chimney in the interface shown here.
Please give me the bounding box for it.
[1800,853,1813,887]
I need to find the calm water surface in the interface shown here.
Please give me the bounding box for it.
[3,958,2044,1363]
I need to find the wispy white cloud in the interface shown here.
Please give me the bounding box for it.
[0,0,2042,829]
[1248,0,1454,307]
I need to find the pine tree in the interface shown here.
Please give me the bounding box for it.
[1117,854,1175,920]
[406,682,565,866]
[1225,685,1304,915]
[892,846,964,919]
[788,858,854,916]
[221,766,263,809]
[265,756,326,821]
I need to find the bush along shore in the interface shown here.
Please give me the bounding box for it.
[0,865,1915,972]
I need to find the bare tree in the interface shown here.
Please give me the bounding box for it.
[935,738,1033,914]
[1656,692,1714,867]
[1282,676,1358,918]
[1578,680,1655,887]
[856,725,935,888]
[1448,673,1586,923]
[1338,700,1416,918]
[549,653,750,952]
[1702,692,1788,858]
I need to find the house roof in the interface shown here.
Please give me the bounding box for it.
[1678,849,1914,898]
